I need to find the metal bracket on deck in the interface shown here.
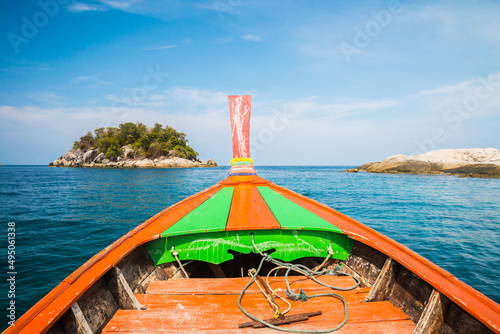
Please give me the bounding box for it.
[238,311,322,329]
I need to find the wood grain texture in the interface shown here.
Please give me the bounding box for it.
[102,276,414,333]
[146,276,360,295]
[366,258,395,302]
[102,320,416,333]
[103,298,411,333]
[413,290,446,334]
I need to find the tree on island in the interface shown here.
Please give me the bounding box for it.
[73,122,199,161]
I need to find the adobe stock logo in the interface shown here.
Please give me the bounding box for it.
[95,64,169,130]
[7,0,70,54]
[339,0,412,63]
[213,0,243,21]
[412,74,500,155]
[250,106,297,160]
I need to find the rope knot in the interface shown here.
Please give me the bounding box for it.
[327,244,334,256]
[325,264,342,276]
[286,288,308,302]
[170,246,179,257]
[248,268,257,277]
[263,253,273,262]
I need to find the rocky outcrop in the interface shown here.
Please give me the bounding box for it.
[134,159,155,168]
[122,145,136,159]
[49,149,217,169]
[93,153,106,163]
[83,150,98,163]
[345,148,500,178]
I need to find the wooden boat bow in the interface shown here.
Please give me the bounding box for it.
[4,95,500,334]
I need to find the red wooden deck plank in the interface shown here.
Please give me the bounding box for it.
[102,295,411,333]
[136,289,369,310]
[135,288,369,309]
[146,276,360,295]
[102,320,416,333]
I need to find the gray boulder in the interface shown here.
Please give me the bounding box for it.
[122,145,136,159]
[346,148,500,177]
[93,153,106,163]
[83,150,98,163]
[63,149,84,162]
[135,159,155,167]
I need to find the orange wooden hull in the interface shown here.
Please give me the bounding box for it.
[4,175,500,333]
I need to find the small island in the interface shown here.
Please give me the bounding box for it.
[345,148,500,178]
[49,122,217,168]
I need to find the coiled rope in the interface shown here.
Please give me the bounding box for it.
[237,234,360,333]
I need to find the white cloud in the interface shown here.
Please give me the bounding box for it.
[305,95,320,101]
[149,94,166,101]
[168,87,228,106]
[28,92,66,105]
[217,37,233,44]
[72,76,93,83]
[67,2,107,12]
[0,104,231,163]
[418,80,474,96]
[143,45,177,51]
[414,72,500,119]
[281,98,399,121]
[241,34,261,42]
[289,1,500,67]
[2,71,499,165]
[0,106,54,123]
[105,87,229,110]
[71,76,114,87]
[97,0,139,10]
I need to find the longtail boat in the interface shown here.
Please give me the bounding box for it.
[5,95,500,334]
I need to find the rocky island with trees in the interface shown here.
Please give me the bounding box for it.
[49,122,217,168]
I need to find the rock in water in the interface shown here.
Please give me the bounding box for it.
[346,148,500,178]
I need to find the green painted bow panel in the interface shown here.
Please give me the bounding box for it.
[161,187,234,237]
[258,186,342,233]
[146,229,354,265]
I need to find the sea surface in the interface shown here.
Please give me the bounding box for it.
[1,165,499,330]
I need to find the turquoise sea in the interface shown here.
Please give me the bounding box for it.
[1,165,499,330]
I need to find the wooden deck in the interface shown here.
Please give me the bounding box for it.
[102,276,416,333]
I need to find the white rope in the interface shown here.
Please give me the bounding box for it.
[171,246,189,279]
[249,269,283,315]
[313,244,334,272]
[264,267,292,315]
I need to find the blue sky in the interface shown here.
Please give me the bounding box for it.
[1,0,499,165]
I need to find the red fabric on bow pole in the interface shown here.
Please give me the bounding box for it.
[228,95,251,159]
